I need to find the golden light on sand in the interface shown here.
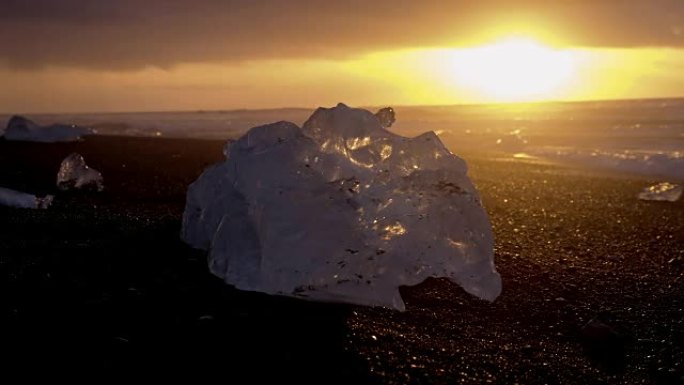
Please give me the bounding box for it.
[447,37,577,101]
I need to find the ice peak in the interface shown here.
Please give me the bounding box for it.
[375,107,396,128]
[303,103,384,142]
[6,115,40,132]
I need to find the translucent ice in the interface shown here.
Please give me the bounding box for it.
[57,153,104,191]
[182,103,501,310]
[0,187,53,209]
[375,107,395,128]
[638,182,682,202]
[4,115,93,143]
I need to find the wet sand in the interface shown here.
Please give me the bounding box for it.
[1,136,683,384]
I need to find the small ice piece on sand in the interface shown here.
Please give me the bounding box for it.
[3,115,93,143]
[0,187,53,209]
[375,107,395,128]
[638,182,683,202]
[57,153,104,191]
[182,103,501,311]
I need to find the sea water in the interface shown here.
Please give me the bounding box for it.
[2,98,683,178]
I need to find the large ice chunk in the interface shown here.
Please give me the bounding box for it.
[57,153,104,191]
[182,103,501,310]
[3,115,93,143]
[0,187,53,209]
[638,182,682,202]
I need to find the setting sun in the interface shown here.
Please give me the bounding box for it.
[448,37,577,101]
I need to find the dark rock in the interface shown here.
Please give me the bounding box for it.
[580,318,626,371]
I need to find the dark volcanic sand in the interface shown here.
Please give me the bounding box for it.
[1,136,683,384]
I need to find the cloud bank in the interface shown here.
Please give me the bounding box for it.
[2,0,684,70]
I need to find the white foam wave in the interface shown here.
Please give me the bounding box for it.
[524,147,684,178]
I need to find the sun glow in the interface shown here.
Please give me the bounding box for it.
[448,37,578,101]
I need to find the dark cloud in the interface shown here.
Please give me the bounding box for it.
[2,0,684,70]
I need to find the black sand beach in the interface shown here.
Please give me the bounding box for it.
[1,136,683,384]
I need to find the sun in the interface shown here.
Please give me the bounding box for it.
[448,37,577,101]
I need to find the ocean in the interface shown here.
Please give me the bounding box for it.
[2,98,683,179]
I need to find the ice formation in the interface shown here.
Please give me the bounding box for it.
[0,187,53,209]
[638,182,682,202]
[3,115,93,143]
[526,148,684,179]
[57,153,104,191]
[375,107,395,128]
[182,103,501,310]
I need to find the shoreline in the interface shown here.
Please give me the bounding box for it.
[1,136,683,384]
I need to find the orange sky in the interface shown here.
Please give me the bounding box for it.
[2,1,684,113]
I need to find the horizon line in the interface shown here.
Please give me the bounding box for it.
[3,95,684,116]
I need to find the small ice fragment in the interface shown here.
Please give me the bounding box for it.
[375,107,395,128]
[57,153,104,191]
[638,182,682,202]
[0,187,53,209]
